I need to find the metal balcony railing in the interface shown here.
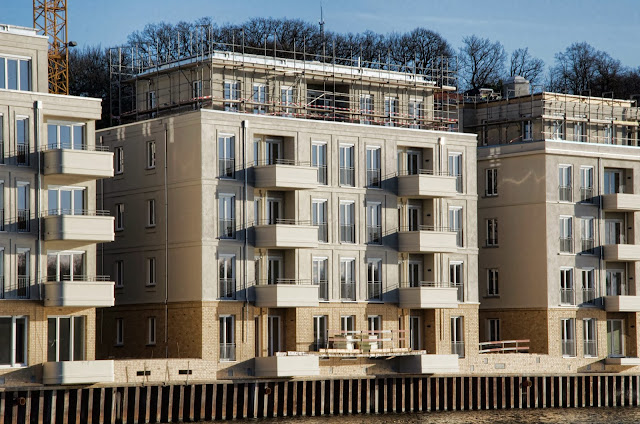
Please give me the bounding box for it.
[17,209,30,232]
[17,143,28,165]
[562,340,576,357]
[367,281,382,300]
[398,169,451,176]
[559,185,572,202]
[581,238,595,253]
[219,278,235,299]
[1,276,30,299]
[316,223,328,242]
[218,219,236,239]
[44,209,111,217]
[256,158,311,166]
[559,237,573,253]
[44,143,110,152]
[583,340,597,357]
[219,343,236,361]
[401,225,455,232]
[316,165,327,185]
[479,339,530,354]
[339,167,355,186]
[454,282,464,302]
[582,288,597,305]
[218,158,235,178]
[580,187,594,202]
[560,288,575,305]
[260,278,314,286]
[0,209,4,231]
[366,169,381,188]
[317,279,329,301]
[451,341,465,358]
[340,281,356,301]
[340,224,355,243]
[367,225,382,244]
[44,275,111,282]
[401,281,456,288]
[257,218,312,226]
[606,283,627,296]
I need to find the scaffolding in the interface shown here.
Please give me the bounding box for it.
[109,33,459,131]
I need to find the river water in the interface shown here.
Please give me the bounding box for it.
[251,408,640,423]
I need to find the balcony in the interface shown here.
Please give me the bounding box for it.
[604,295,640,312]
[398,282,459,309]
[558,185,572,202]
[604,357,640,366]
[43,210,115,245]
[254,220,318,248]
[560,288,576,305]
[602,193,640,212]
[254,160,318,190]
[397,226,458,253]
[254,354,320,377]
[397,170,458,198]
[43,276,115,307]
[43,145,114,182]
[219,343,236,362]
[602,244,640,262]
[42,360,115,385]
[398,354,460,374]
[340,281,356,301]
[0,277,31,299]
[254,279,319,307]
[451,341,465,358]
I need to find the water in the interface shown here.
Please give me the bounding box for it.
[250,408,640,423]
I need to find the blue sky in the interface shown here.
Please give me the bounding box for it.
[6,0,640,69]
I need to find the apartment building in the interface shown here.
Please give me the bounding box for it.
[97,45,479,378]
[0,24,115,386]
[464,78,640,370]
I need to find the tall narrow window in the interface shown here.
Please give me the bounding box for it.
[313,316,328,350]
[219,255,235,299]
[218,195,235,239]
[252,83,267,114]
[115,318,124,346]
[583,318,597,357]
[366,147,381,188]
[340,315,355,334]
[581,217,594,253]
[313,257,329,301]
[0,181,4,231]
[219,315,236,361]
[115,146,124,174]
[449,207,463,247]
[574,122,586,142]
[146,141,156,169]
[487,269,499,296]
[604,169,623,194]
[281,86,294,116]
[448,153,463,192]
[560,268,574,305]
[47,316,85,362]
[580,166,593,201]
[604,125,613,144]
[0,115,4,164]
[409,316,421,350]
[558,165,572,202]
[192,80,202,99]
[17,183,29,232]
[147,317,156,346]
[147,91,156,110]
[559,216,573,253]
[311,142,327,185]
[486,218,498,247]
[340,259,356,301]
[114,260,124,288]
[366,202,382,244]
[522,120,533,141]
[218,135,235,178]
[360,94,373,125]
[339,145,355,186]
[147,199,156,227]
[450,262,464,302]
[339,201,355,243]
[367,316,382,348]
[0,317,27,366]
[16,248,30,299]
[451,316,465,358]
[115,203,124,231]
[409,98,424,129]
[582,269,596,305]
[552,120,564,140]
[485,168,498,196]
[367,259,382,300]
[487,319,500,342]
[561,318,576,357]
[16,117,29,165]
[146,257,156,287]
[0,57,31,91]
[312,199,328,242]
[223,81,239,112]
[384,97,399,127]
[607,319,624,357]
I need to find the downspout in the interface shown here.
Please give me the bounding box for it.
[598,157,603,303]
[242,120,249,342]
[34,100,42,300]
[164,125,169,358]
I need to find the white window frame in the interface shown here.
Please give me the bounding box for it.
[561,318,576,357]
[580,216,594,253]
[583,318,597,358]
[146,257,156,287]
[560,267,575,305]
[522,119,533,141]
[485,168,498,196]
[147,317,156,346]
[115,318,124,346]
[448,152,463,192]
[218,194,236,239]
[311,142,328,185]
[47,121,85,150]
[340,258,356,301]
[147,199,156,227]
[281,86,294,116]
[46,250,85,281]
[115,203,124,231]
[47,315,85,362]
[339,144,355,187]
[486,218,498,247]
[558,165,572,202]
[559,216,573,253]
[115,146,124,174]
[114,260,124,288]
[366,258,382,301]
[0,55,31,91]
[146,141,156,169]
[487,318,500,342]
[366,202,382,244]
[487,268,499,297]
[339,201,355,243]
[0,316,28,367]
[223,81,240,112]
[147,91,156,110]
[408,97,424,129]
[384,96,399,127]
[47,185,86,216]
[311,199,328,243]
[580,166,594,201]
[252,83,267,114]
[359,94,373,125]
[366,146,382,188]
[219,315,236,361]
[218,135,235,178]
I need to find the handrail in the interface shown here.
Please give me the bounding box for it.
[400,281,457,288]
[400,225,456,232]
[43,275,111,283]
[255,158,311,166]
[398,169,454,177]
[42,144,110,152]
[258,278,316,285]
[479,339,530,354]
[43,209,111,217]
[256,218,314,226]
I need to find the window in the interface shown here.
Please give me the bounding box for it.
[485,168,498,196]
[312,199,328,242]
[313,316,328,350]
[115,318,124,346]
[0,115,4,164]
[146,141,156,169]
[219,315,235,361]
[46,251,84,281]
[607,319,624,357]
[339,145,355,186]
[0,249,3,295]
[192,80,202,99]
[408,261,422,288]
[409,98,424,129]
[582,269,596,305]
[560,268,574,305]
[366,147,381,188]
[267,315,281,356]
[280,86,294,116]
[559,216,572,253]
[604,125,613,144]
[487,319,500,342]
[604,169,623,194]
[522,120,533,141]
[311,142,327,185]
[583,318,597,357]
[115,146,124,174]
[147,317,156,346]
[367,316,382,348]
[0,182,3,232]
[409,316,421,350]
[16,249,30,299]
[144,199,156,227]
[223,81,239,112]
[146,257,156,286]
[47,122,85,150]
[339,201,355,243]
[0,317,27,366]
[606,269,625,296]
[147,91,156,110]
[552,120,564,140]
[574,122,586,142]
[313,257,328,301]
[360,94,373,125]
[47,186,85,216]
[219,255,235,299]
[218,135,235,178]
[366,202,381,244]
[561,318,576,357]
[0,56,31,91]
[218,195,235,239]
[17,182,29,232]
[367,259,382,300]
[581,217,594,253]
[115,203,124,231]
[450,262,464,302]
[252,84,267,114]
[448,153,463,192]
[486,218,498,247]
[340,258,356,301]
[114,260,124,288]
[384,97,399,127]
[580,166,593,201]
[558,165,572,201]
[449,207,463,247]
[487,269,499,296]
[16,117,29,165]
[47,316,85,362]
[340,315,355,334]
[451,316,465,358]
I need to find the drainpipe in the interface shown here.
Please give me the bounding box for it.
[242,120,249,342]
[164,125,169,358]
[598,157,603,303]
[34,100,42,300]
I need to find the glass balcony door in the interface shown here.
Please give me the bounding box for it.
[267,257,282,285]
[606,269,625,296]
[607,319,624,357]
[605,220,624,244]
[267,316,281,356]
[47,251,85,282]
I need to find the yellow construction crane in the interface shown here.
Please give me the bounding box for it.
[33,0,75,95]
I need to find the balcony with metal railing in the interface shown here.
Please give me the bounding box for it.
[398,281,459,309]
[558,185,572,202]
[218,158,235,178]
[559,237,573,253]
[339,166,355,187]
[43,275,114,307]
[451,341,465,358]
[340,281,356,301]
[366,225,382,244]
[581,287,597,305]
[398,225,458,253]
[397,169,458,198]
[340,224,356,243]
[604,282,640,312]
[366,169,381,188]
[43,143,114,182]
[317,279,329,301]
[218,218,236,239]
[219,278,236,300]
[580,187,594,203]
[43,209,114,244]
[560,288,575,305]
[581,238,595,254]
[17,209,30,232]
[367,281,382,301]
[561,340,576,357]
[254,159,318,190]
[219,343,236,361]
[17,143,29,166]
[254,278,319,307]
[583,341,597,357]
[0,276,31,300]
[254,218,318,248]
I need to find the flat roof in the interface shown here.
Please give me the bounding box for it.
[0,24,42,38]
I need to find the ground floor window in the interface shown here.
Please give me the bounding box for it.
[47,316,85,362]
[0,317,27,366]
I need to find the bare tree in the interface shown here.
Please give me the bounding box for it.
[509,48,545,84]
[550,42,599,94]
[459,35,506,91]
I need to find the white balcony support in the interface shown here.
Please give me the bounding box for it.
[44,280,115,307]
[254,355,320,377]
[42,360,115,385]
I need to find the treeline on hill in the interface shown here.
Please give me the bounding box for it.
[69,17,640,128]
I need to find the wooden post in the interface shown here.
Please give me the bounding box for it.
[167,386,174,422]
[282,382,288,417]
[243,384,249,419]
[38,391,45,424]
[121,388,128,424]
[74,390,81,424]
[338,380,343,415]
[189,385,195,421]
[291,382,297,417]
[301,382,307,416]
[391,379,397,413]
[261,384,268,418]
[98,388,105,424]
[374,379,379,414]
[252,384,259,419]
[232,384,238,419]
[51,390,57,424]
[25,391,32,424]
[154,386,162,423]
